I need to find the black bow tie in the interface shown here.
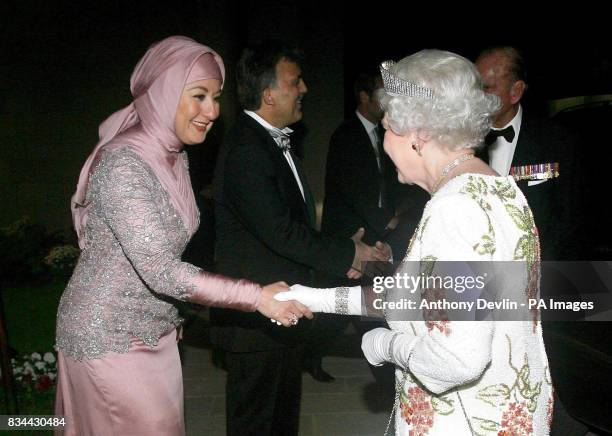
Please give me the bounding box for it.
[485,125,515,146]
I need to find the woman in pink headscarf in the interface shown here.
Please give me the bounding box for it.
[54,36,311,436]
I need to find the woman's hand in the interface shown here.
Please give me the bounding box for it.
[361,327,397,367]
[275,284,364,316]
[273,284,334,312]
[257,281,313,327]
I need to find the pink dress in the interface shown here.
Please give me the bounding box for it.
[55,147,261,435]
[56,330,183,435]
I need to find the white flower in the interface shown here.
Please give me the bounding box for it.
[9,350,59,389]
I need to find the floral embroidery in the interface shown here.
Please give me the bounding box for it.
[498,402,534,435]
[472,416,502,434]
[421,286,452,336]
[473,223,496,256]
[463,176,541,326]
[472,401,534,435]
[425,320,452,336]
[462,175,490,204]
[490,178,517,203]
[420,255,437,276]
[400,386,435,435]
[431,395,455,415]
[546,394,554,429]
[526,260,540,328]
[476,383,512,408]
[461,176,496,256]
[416,255,452,335]
[402,216,429,262]
[419,216,431,242]
[473,335,544,432]
[505,200,541,327]
[505,204,538,263]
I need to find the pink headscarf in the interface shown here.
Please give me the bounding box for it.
[71,36,225,248]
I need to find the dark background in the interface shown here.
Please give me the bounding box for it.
[1,0,610,236]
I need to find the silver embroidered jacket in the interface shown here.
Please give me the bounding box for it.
[56,147,261,360]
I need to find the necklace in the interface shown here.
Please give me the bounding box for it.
[431,153,474,194]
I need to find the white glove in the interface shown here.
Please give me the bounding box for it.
[361,327,395,366]
[361,327,415,368]
[274,284,362,315]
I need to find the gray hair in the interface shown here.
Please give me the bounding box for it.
[379,49,500,150]
[476,46,527,83]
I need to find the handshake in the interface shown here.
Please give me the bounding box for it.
[347,228,393,280]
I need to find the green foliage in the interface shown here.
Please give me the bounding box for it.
[0,281,63,429]
[2,281,63,353]
[43,246,80,278]
[0,217,64,285]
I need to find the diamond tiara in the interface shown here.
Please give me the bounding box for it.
[380,60,435,99]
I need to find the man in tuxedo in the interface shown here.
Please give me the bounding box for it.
[476,46,587,436]
[475,46,581,262]
[321,71,399,249]
[211,40,389,436]
[301,71,409,383]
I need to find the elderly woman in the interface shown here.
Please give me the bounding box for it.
[54,36,311,436]
[277,50,552,435]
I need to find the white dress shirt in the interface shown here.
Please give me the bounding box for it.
[355,110,382,171]
[244,110,305,201]
[356,110,383,207]
[489,105,522,177]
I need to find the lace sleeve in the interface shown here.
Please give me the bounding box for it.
[96,150,261,311]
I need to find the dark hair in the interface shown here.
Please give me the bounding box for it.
[477,46,527,84]
[353,70,381,105]
[236,40,304,111]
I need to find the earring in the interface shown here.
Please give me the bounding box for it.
[412,143,422,156]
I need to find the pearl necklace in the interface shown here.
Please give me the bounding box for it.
[431,153,475,194]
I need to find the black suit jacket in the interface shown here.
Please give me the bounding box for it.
[210,112,355,352]
[321,113,398,245]
[481,110,581,261]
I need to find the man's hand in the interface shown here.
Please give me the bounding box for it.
[347,228,392,279]
[386,215,400,231]
[375,241,393,261]
[361,241,394,278]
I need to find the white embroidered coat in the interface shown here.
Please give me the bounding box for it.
[389,174,553,436]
